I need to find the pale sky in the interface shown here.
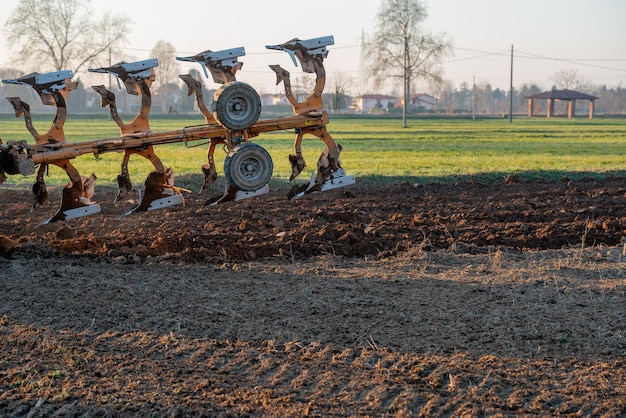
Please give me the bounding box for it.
[1,0,625,95]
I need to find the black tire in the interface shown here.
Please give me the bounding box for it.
[224,143,273,191]
[212,81,261,131]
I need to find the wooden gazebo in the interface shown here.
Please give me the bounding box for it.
[527,89,598,119]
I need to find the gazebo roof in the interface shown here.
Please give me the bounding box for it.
[527,89,598,100]
[356,94,397,100]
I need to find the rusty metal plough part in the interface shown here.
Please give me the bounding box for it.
[2,71,100,222]
[266,36,355,198]
[88,58,186,213]
[0,35,355,223]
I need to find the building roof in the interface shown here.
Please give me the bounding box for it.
[527,89,598,100]
[410,93,435,99]
[356,94,397,100]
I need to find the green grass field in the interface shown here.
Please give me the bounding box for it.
[1,114,625,190]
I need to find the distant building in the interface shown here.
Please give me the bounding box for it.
[352,93,437,113]
[526,89,598,119]
[352,94,398,113]
[408,93,437,111]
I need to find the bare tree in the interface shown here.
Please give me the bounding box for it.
[366,0,451,127]
[4,0,130,74]
[328,71,353,114]
[150,40,181,113]
[550,68,591,92]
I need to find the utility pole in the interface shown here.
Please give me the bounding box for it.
[402,36,409,128]
[359,28,367,96]
[509,45,513,124]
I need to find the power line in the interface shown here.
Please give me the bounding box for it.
[515,49,626,73]
[449,45,626,67]
[445,47,511,64]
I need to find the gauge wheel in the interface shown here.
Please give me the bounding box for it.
[224,142,273,191]
[212,81,261,131]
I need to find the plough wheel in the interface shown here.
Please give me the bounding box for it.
[224,142,273,191]
[212,81,261,131]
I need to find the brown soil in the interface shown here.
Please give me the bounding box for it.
[1,176,626,416]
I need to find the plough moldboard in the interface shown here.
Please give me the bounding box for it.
[0,36,355,223]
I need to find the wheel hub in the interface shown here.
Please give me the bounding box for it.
[224,142,273,191]
[212,82,261,131]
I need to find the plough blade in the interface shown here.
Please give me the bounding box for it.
[42,203,102,225]
[289,169,356,200]
[288,153,306,181]
[131,169,185,212]
[114,173,133,203]
[200,164,218,193]
[120,188,186,217]
[41,172,100,224]
[206,183,270,206]
[147,193,184,211]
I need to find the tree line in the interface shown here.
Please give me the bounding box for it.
[435,82,626,116]
[1,0,624,118]
[2,68,624,116]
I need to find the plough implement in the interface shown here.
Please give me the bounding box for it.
[0,36,355,223]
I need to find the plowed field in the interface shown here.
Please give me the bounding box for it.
[1,177,626,416]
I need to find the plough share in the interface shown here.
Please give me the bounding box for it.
[0,36,355,223]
